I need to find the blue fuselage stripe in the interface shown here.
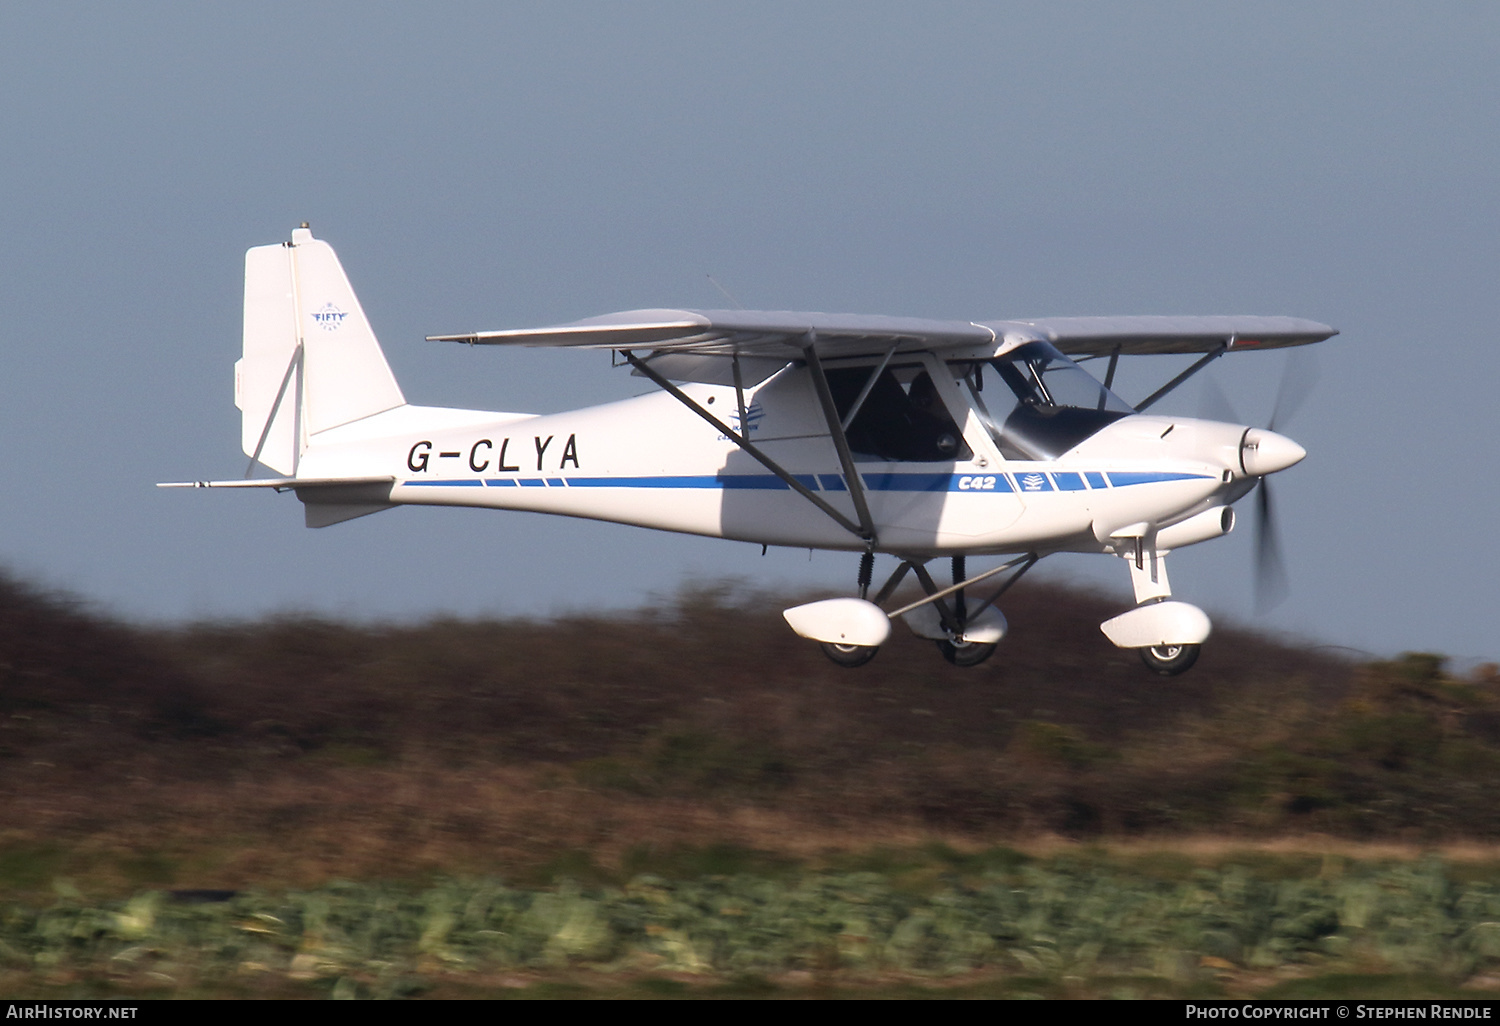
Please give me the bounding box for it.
[1106,471,1210,487]
[399,470,1215,491]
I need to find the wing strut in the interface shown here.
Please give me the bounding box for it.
[1134,341,1228,412]
[840,344,897,431]
[1100,345,1121,407]
[800,333,877,544]
[622,350,870,542]
[731,355,749,444]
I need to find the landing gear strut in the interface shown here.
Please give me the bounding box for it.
[1099,543,1211,677]
[935,554,996,667]
[798,553,1037,669]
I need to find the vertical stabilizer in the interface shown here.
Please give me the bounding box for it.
[235,226,406,476]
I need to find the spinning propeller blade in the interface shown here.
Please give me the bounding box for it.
[1254,477,1289,612]
[1197,374,1238,425]
[1268,349,1321,433]
[1252,349,1317,611]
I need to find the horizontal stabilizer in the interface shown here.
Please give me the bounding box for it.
[157,476,395,491]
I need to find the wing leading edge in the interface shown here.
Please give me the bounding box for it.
[429,310,1336,360]
[429,308,997,360]
[990,315,1337,356]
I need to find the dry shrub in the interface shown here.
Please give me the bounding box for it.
[5,565,1500,894]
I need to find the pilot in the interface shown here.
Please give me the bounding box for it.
[842,370,967,462]
[904,372,964,460]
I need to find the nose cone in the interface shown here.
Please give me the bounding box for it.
[1240,428,1306,477]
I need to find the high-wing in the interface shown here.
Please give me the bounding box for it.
[991,315,1337,356]
[428,309,997,360]
[428,309,1336,359]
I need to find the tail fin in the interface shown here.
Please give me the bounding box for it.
[235,225,406,476]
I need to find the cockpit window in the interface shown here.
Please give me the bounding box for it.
[824,365,972,462]
[959,342,1133,461]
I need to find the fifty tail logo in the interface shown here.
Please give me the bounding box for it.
[312,303,348,331]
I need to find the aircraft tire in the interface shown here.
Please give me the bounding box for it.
[1138,643,1200,676]
[938,640,997,667]
[820,642,879,668]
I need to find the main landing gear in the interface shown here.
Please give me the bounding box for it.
[781,552,1037,669]
[786,545,1211,676]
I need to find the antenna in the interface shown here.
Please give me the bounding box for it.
[706,274,745,310]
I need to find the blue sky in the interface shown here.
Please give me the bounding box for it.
[1,3,1496,662]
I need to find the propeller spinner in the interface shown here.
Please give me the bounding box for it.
[1203,351,1319,610]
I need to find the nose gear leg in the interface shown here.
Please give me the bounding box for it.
[1126,545,1171,604]
[1104,545,1210,676]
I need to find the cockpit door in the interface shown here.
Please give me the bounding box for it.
[824,353,1026,541]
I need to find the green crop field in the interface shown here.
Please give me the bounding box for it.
[6,854,1500,999]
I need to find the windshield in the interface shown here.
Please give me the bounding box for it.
[961,342,1133,461]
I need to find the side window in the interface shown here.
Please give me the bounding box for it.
[825,366,973,463]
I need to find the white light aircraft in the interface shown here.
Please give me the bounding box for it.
[164,226,1335,674]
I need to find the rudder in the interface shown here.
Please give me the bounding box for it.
[235,225,406,475]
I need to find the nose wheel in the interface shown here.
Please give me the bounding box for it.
[1138,643,1200,676]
